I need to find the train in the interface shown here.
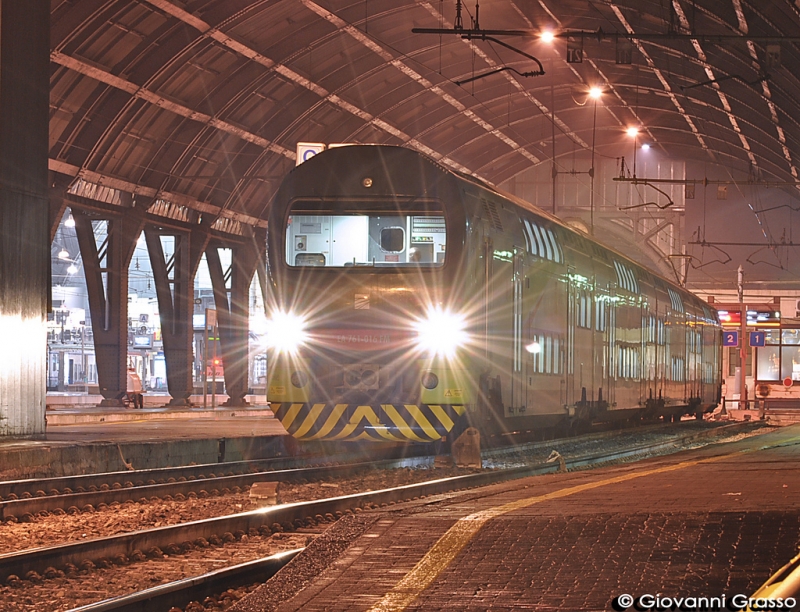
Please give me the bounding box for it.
[264,145,722,443]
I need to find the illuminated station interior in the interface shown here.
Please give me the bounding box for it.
[2,1,800,610]
[27,0,800,422]
[4,0,800,440]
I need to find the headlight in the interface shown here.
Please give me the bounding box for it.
[413,307,469,358]
[264,311,307,354]
[525,341,541,354]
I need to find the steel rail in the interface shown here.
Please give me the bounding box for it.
[0,447,420,500]
[0,456,434,520]
[66,549,303,612]
[0,422,758,584]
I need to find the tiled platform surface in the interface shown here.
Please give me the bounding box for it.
[237,425,800,612]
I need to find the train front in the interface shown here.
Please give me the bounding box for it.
[264,145,473,443]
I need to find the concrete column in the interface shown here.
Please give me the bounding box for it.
[206,233,262,407]
[145,224,209,405]
[0,1,50,436]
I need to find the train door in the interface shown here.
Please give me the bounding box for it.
[512,247,524,411]
[565,267,576,408]
[606,284,617,407]
[594,284,609,406]
[656,303,667,400]
[641,304,651,403]
[483,234,514,415]
[482,236,493,362]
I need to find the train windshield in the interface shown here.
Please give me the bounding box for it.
[285,200,447,268]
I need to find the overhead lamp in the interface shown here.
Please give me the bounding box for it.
[540,30,555,43]
[67,263,78,275]
[58,247,70,260]
[641,143,651,151]
[64,214,75,228]
[588,86,603,99]
[626,126,639,138]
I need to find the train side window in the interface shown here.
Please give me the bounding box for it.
[522,219,562,264]
[546,228,563,263]
[528,333,564,376]
[668,288,684,312]
[380,227,405,252]
[671,356,686,382]
[553,337,561,374]
[545,336,553,373]
[531,222,546,257]
[596,299,606,332]
[577,290,592,329]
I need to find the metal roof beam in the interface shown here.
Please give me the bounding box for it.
[609,4,711,157]
[730,0,799,186]
[143,0,478,176]
[300,0,540,165]
[50,51,294,161]
[671,0,758,168]
[49,159,267,228]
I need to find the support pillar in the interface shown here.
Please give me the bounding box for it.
[145,224,209,406]
[0,1,50,436]
[73,206,143,406]
[206,232,262,406]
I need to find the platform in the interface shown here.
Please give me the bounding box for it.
[233,424,800,612]
[0,395,288,481]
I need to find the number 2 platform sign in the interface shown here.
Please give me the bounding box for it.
[723,331,739,347]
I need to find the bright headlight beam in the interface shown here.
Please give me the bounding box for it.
[264,311,308,354]
[413,307,469,358]
[525,341,541,354]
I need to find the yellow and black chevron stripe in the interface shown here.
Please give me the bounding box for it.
[273,402,467,442]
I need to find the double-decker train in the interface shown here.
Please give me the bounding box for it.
[264,145,722,443]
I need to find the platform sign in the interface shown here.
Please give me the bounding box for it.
[749,331,766,347]
[296,142,325,166]
[723,331,739,347]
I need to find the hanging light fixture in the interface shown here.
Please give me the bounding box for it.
[67,263,78,274]
[64,214,75,228]
[58,247,70,260]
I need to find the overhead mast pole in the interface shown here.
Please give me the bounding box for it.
[738,265,747,409]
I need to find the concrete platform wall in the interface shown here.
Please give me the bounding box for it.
[0,435,289,480]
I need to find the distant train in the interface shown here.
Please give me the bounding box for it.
[264,145,722,442]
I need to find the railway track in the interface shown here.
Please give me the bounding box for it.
[0,444,424,503]
[0,420,738,522]
[0,419,765,612]
[0,456,432,522]
[67,549,303,612]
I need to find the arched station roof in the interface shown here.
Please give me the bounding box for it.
[49,0,800,232]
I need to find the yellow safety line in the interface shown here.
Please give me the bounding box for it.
[383,405,428,442]
[293,403,327,439]
[403,405,440,440]
[329,405,375,441]
[278,403,304,430]
[427,405,454,432]
[305,404,349,441]
[366,448,750,612]
[330,406,404,442]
